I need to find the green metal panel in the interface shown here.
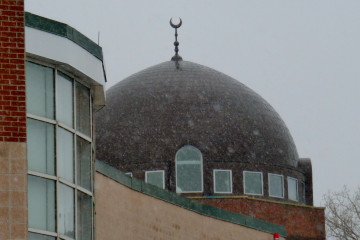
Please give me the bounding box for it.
[25,12,103,61]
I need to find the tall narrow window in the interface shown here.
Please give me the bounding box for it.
[175,145,203,193]
[26,61,54,119]
[26,61,93,240]
[243,171,263,195]
[213,170,232,194]
[145,170,165,189]
[301,181,306,204]
[56,72,73,128]
[76,82,91,136]
[288,177,298,201]
[268,173,284,198]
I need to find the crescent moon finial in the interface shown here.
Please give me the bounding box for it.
[170,17,183,61]
[170,18,182,29]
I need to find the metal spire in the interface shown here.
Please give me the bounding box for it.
[170,18,183,61]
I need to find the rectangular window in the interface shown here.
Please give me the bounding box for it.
[77,191,92,240]
[145,170,165,189]
[213,170,232,193]
[243,171,263,195]
[56,72,74,128]
[77,136,92,190]
[287,177,298,201]
[26,61,54,119]
[28,175,56,232]
[268,173,284,198]
[27,119,55,175]
[76,82,91,136]
[57,127,74,183]
[58,183,75,238]
[125,172,133,177]
[177,164,202,192]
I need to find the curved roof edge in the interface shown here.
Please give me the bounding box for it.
[96,159,287,237]
[25,12,103,61]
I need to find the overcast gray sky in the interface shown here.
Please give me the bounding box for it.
[26,0,360,205]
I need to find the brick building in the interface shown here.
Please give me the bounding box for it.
[0,1,324,240]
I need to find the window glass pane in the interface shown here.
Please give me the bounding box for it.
[26,61,54,119]
[58,127,74,183]
[301,182,306,203]
[177,164,202,192]
[176,146,202,162]
[77,191,92,240]
[28,175,55,232]
[77,136,91,190]
[214,170,232,193]
[76,82,91,136]
[244,171,263,195]
[56,72,73,127]
[29,232,56,240]
[288,177,298,201]
[27,119,55,175]
[146,171,164,189]
[58,183,75,238]
[269,174,284,198]
[176,146,203,193]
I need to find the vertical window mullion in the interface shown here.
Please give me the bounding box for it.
[73,78,78,240]
[54,68,60,239]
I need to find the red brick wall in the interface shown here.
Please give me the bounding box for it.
[0,0,25,142]
[196,198,325,240]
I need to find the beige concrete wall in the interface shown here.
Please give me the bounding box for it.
[95,172,285,240]
[0,142,27,240]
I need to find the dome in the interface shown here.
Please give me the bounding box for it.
[96,60,299,170]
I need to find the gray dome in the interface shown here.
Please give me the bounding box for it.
[96,60,299,170]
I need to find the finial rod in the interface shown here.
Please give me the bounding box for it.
[170,18,183,61]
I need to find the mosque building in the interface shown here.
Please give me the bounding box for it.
[0,1,325,240]
[96,19,325,240]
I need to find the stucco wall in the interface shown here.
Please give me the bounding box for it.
[95,172,285,240]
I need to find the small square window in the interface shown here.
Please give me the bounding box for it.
[243,171,263,195]
[268,173,284,198]
[287,177,298,201]
[213,170,232,193]
[145,170,165,189]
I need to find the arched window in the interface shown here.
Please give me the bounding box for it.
[175,145,203,193]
